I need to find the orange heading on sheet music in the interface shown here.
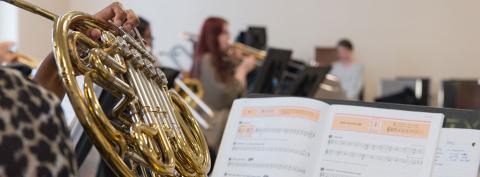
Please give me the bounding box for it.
[241,106,321,121]
[331,114,431,138]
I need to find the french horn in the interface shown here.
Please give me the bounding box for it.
[1,0,210,176]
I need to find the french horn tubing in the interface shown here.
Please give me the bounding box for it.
[1,0,210,176]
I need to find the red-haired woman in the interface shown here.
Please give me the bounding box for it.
[190,17,255,152]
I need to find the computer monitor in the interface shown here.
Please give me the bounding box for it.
[236,31,247,43]
[246,27,267,50]
[251,48,292,94]
[315,47,338,65]
[287,66,331,97]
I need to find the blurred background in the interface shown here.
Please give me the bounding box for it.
[3,1,480,176]
[2,0,480,105]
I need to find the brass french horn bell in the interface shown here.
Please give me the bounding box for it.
[1,0,210,176]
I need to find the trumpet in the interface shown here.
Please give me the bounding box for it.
[8,46,41,68]
[16,54,40,68]
[180,31,267,66]
[2,0,210,176]
[228,42,267,66]
[230,42,266,60]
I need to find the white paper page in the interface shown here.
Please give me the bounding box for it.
[432,128,480,177]
[312,105,444,177]
[211,97,331,177]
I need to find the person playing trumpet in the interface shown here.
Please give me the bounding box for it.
[190,17,255,153]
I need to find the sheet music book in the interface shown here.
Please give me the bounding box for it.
[212,97,450,177]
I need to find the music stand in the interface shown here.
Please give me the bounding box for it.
[248,94,480,130]
[287,66,331,97]
[250,48,292,94]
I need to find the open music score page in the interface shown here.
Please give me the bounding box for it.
[212,97,332,177]
[313,105,444,177]
[211,97,445,177]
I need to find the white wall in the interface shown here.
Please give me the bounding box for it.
[0,0,69,61]
[0,3,19,43]
[17,0,69,61]
[9,0,480,103]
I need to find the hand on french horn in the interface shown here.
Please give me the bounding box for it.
[33,2,140,100]
[82,2,140,40]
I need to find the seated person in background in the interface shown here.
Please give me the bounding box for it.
[0,2,139,176]
[0,42,19,65]
[190,17,255,153]
[329,39,364,101]
[137,17,153,54]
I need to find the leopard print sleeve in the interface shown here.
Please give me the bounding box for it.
[0,67,77,177]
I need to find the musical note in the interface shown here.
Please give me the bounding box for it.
[255,127,315,138]
[232,146,310,157]
[328,139,426,155]
[227,162,306,174]
[325,149,423,165]
[386,126,424,136]
[319,172,354,177]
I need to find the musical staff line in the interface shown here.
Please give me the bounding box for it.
[232,146,310,157]
[325,149,423,165]
[328,139,426,155]
[386,126,425,136]
[319,172,354,177]
[227,162,306,174]
[255,127,315,138]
